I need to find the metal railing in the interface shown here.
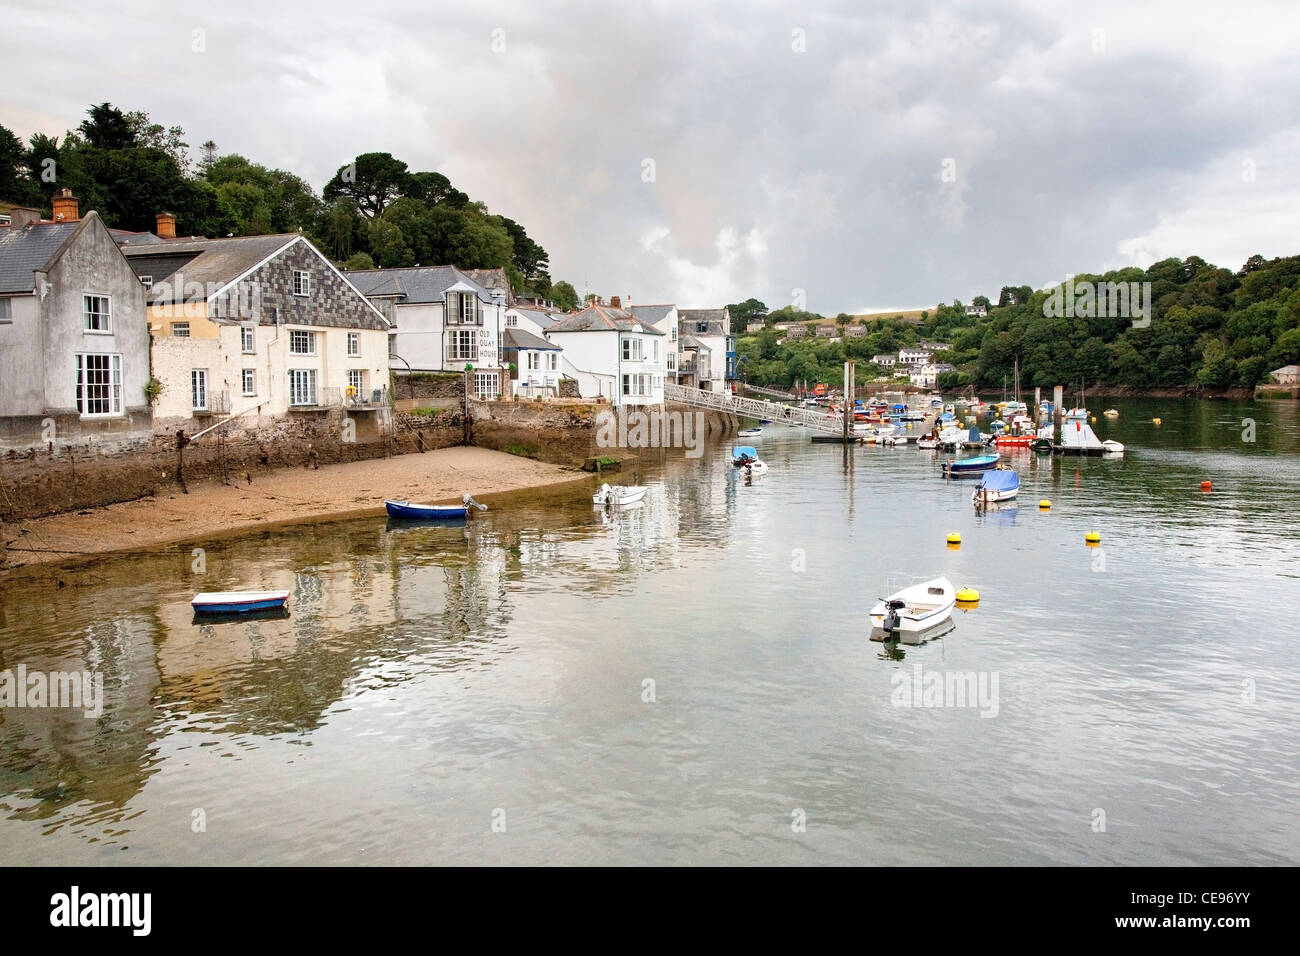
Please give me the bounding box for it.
[663,383,846,433]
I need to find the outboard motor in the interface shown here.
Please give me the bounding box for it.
[883,598,907,634]
[462,493,488,512]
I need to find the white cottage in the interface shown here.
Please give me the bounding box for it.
[0,197,153,450]
[122,233,391,436]
[346,265,509,398]
[545,304,666,406]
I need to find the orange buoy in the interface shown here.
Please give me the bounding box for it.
[1201,480,1212,492]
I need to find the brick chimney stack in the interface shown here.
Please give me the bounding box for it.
[51,189,79,222]
[156,212,177,239]
[610,295,621,309]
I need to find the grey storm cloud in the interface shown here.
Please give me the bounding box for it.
[4,0,1299,312]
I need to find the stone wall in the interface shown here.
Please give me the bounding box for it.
[0,408,463,522]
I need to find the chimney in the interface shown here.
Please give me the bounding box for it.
[156,212,177,239]
[610,295,621,309]
[2,206,41,229]
[51,189,79,222]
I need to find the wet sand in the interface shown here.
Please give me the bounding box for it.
[2,446,584,572]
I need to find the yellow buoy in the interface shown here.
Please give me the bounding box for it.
[1152,417,1162,425]
[1039,499,1051,509]
[946,532,961,545]
[956,587,980,603]
[1090,416,1096,423]
[1085,531,1101,544]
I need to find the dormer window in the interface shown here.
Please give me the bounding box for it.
[138,275,153,290]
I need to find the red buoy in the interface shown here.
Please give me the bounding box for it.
[1201,481,1213,492]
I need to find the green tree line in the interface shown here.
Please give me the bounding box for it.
[731,257,1300,389]
[0,103,576,306]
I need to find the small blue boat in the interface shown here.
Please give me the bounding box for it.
[192,590,290,614]
[942,454,1001,477]
[385,499,469,520]
[732,445,759,465]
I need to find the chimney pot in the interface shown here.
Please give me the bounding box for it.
[50,190,79,222]
[156,212,177,240]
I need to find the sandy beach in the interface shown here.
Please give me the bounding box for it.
[1,446,584,572]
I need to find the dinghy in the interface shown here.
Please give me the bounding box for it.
[192,590,290,614]
[385,494,486,520]
[737,427,763,437]
[1101,439,1125,455]
[942,453,1001,477]
[916,436,939,449]
[972,468,1019,505]
[869,577,956,643]
[592,483,647,505]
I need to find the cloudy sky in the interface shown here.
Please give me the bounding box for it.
[4,0,1299,313]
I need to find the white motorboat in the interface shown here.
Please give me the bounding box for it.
[737,459,768,479]
[916,437,939,449]
[869,577,957,643]
[592,483,647,506]
[737,427,763,437]
[1101,439,1125,455]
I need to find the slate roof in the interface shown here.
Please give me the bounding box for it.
[630,304,675,325]
[122,234,298,301]
[502,328,560,351]
[0,219,83,293]
[547,304,664,334]
[678,308,728,336]
[511,306,560,329]
[345,265,498,305]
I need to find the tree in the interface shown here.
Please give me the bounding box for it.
[198,140,218,176]
[551,281,578,312]
[323,152,410,218]
[343,252,375,270]
[79,102,136,150]
[726,298,768,332]
[0,124,37,205]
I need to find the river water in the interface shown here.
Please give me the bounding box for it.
[1,397,1297,865]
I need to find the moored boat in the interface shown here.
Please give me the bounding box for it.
[592,483,648,505]
[192,590,290,614]
[942,453,1001,477]
[869,577,956,643]
[972,468,1019,505]
[737,427,763,437]
[385,495,485,520]
[1101,439,1125,455]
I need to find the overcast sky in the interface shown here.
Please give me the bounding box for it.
[4,0,1299,313]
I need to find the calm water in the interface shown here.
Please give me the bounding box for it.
[1,397,1297,865]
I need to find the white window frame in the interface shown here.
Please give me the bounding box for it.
[651,339,659,362]
[448,329,476,362]
[527,351,539,371]
[289,369,317,406]
[292,269,311,297]
[460,293,480,326]
[289,329,316,355]
[75,353,122,417]
[347,332,360,356]
[138,275,153,290]
[191,369,208,411]
[347,368,365,399]
[83,294,112,333]
[622,336,643,361]
[0,297,12,323]
[241,325,255,353]
[505,314,517,327]
[171,322,190,338]
[473,371,498,398]
[547,352,557,372]
[241,368,256,397]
